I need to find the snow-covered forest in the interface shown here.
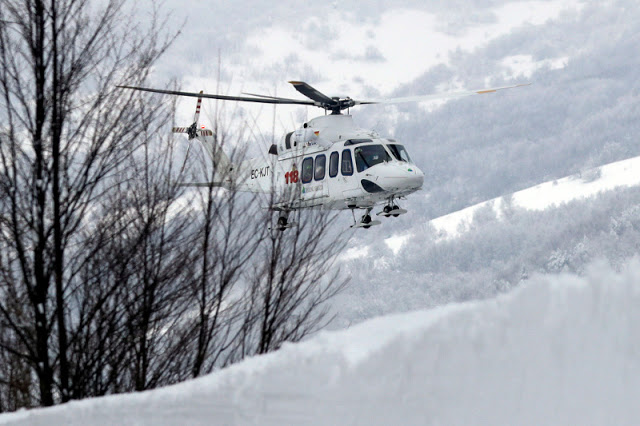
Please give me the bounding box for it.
[2,0,640,423]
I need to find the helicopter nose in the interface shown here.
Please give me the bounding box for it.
[405,166,424,189]
[374,163,424,192]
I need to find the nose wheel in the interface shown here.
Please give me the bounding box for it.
[377,202,407,218]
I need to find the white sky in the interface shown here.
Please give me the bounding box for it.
[241,1,582,94]
[162,0,584,134]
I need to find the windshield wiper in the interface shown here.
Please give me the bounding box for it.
[356,150,371,168]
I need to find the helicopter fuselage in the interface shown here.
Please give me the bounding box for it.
[123,79,527,228]
[235,114,424,214]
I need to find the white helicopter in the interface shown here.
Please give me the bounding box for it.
[118,81,528,230]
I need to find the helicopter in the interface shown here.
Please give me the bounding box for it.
[117,81,528,230]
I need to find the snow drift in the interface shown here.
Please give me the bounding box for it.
[3,260,640,425]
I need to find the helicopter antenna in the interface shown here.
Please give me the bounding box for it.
[272,85,277,145]
[215,48,221,137]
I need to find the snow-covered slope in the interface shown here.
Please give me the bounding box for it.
[433,155,640,239]
[3,260,640,425]
[381,155,640,254]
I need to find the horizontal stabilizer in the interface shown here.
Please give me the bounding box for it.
[178,182,226,188]
[172,127,214,137]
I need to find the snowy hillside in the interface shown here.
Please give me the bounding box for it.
[340,155,640,260]
[332,154,640,329]
[395,154,640,250]
[2,260,639,425]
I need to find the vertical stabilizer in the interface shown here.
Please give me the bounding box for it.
[172,91,233,181]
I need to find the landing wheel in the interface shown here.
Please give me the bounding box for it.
[383,205,393,214]
[351,208,379,229]
[277,216,288,228]
[361,214,372,229]
[392,206,400,218]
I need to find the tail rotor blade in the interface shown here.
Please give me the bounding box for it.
[193,90,203,123]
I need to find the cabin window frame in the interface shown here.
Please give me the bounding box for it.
[329,152,339,178]
[285,132,293,150]
[301,157,314,183]
[341,149,354,176]
[314,154,326,181]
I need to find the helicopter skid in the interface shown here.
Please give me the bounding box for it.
[377,208,408,217]
[351,219,381,229]
[270,221,297,231]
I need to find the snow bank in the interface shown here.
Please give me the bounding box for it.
[3,260,640,425]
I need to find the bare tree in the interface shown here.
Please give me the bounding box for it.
[240,208,349,357]
[0,0,176,407]
[184,115,266,378]
[179,99,350,366]
[0,0,351,412]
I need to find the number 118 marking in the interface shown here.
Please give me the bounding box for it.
[285,170,299,184]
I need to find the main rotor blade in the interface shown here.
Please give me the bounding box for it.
[116,86,318,106]
[241,91,308,102]
[356,83,531,106]
[288,81,336,105]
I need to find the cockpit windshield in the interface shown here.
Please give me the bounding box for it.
[387,144,412,163]
[354,145,391,172]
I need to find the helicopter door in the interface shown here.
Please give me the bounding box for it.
[339,148,361,200]
[300,155,328,206]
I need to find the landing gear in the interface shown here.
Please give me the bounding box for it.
[351,207,381,229]
[272,211,295,231]
[377,199,407,218]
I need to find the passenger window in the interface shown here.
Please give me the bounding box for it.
[341,149,353,176]
[285,132,293,150]
[315,155,326,181]
[329,152,339,178]
[301,157,313,183]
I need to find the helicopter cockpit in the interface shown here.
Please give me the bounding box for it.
[354,144,391,172]
[386,142,412,163]
[349,139,414,173]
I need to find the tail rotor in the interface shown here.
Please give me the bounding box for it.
[172,90,212,140]
[170,90,228,178]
